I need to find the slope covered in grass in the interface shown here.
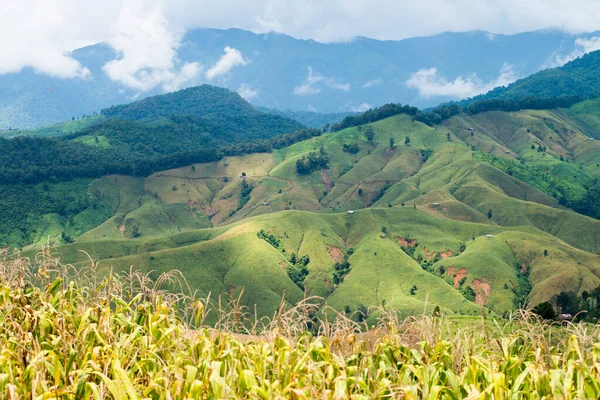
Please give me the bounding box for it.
[14,101,600,318]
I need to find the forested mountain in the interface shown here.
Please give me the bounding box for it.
[2,28,600,128]
[0,85,307,185]
[463,50,600,104]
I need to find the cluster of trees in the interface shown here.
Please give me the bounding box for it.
[287,253,310,290]
[296,148,329,175]
[342,143,360,154]
[533,286,600,322]
[256,229,310,290]
[256,229,282,249]
[332,248,354,286]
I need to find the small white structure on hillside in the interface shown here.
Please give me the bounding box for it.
[347,210,355,215]
[485,234,493,238]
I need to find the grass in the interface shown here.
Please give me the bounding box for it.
[3,249,600,398]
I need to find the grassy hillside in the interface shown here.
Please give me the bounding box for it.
[11,100,600,319]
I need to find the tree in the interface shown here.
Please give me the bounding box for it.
[533,302,556,320]
[358,188,363,196]
[241,172,247,177]
[389,137,395,149]
[410,285,417,295]
[365,125,375,142]
[556,291,578,314]
[487,209,493,219]
[405,136,411,145]
[544,249,548,257]
[357,304,369,322]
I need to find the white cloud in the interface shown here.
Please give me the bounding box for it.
[293,66,349,95]
[406,63,518,99]
[293,67,324,96]
[543,36,600,68]
[362,78,383,88]
[206,46,248,80]
[3,0,600,82]
[294,84,322,96]
[237,83,258,100]
[352,103,372,112]
[101,0,204,92]
[326,79,351,92]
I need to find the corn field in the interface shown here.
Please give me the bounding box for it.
[1,249,600,399]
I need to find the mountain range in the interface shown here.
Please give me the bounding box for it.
[2,28,600,129]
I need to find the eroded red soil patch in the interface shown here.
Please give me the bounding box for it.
[328,246,345,264]
[451,268,468,288]
[472,279,491,306]
[440,251,453,259]
[321,171,332,191]
[398,237,417,248]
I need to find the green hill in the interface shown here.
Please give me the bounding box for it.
[6,98,600,320]
[466,50,600,103]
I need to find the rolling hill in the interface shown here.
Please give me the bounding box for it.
[3,28,600,129]
[5,97,600,321]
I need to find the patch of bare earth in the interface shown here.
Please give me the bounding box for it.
[422,247,438,261]
[440,251,453,259]
[321,171,332,191]
[451,268,468,288]
[397,237,417,248]
[472,279,491,306]
[328,246,344,264]
[119,224,125,236]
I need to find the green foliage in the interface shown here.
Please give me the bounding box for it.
[295,148,329,175]
[532,302,557,320]
[342,142,360,154]
[332,250,353,286]
[461,286,476,301]
[287,253,310,290]
[239,179,253,209]
[0,179,112,247]
[513,262,533,308]
[419,148,433,161]
[257,229,282,249]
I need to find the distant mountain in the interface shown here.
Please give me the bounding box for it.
[2,28,600,128]
[258,108,354,128]
[466,50,600,103]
